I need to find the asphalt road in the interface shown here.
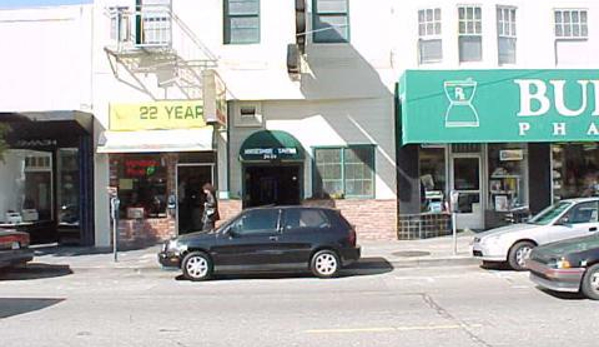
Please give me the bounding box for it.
[0,262,596,347]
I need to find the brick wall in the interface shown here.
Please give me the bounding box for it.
[117,215,177,247]
[216,199,242,227]
[302,199,397,241]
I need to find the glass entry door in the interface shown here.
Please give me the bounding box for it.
[451,155,484,230]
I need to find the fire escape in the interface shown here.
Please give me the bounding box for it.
[104,4,218,100]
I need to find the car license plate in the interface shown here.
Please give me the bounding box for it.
[11,242,20,250]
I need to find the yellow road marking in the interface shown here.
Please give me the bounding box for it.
[305,324,482,334]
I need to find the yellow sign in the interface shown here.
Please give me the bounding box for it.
[110,101,205,131]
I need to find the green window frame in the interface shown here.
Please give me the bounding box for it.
[313,145,375,199]
[224,0,260,44]
[312,0,350,43]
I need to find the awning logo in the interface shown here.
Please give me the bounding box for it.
[444,79,479,128]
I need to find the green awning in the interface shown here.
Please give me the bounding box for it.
[239,130,304,161]
[398,69,599,145]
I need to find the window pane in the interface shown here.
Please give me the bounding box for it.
[475,21,482,34]
[573,25,580,36]
[314,14,349,42]
[419,39,442,63]
[285,209,329,229]
[497,8,503,21]
[555,24,563,36]
[581,11,588,23]
[435,8,441,21]
[459,36,482,62]
[582,24,588,37]
[467,21,473,33]
[239,209,279,233]
[227,17,260,43]
[564,24,571,36]
[434,22,441,35]
[458,7,465,20]
[419,23,425,36]
[459,21,465,34]
[511,22,516,36]
[426,23,434,34]
[316,0,348,14]
[498,37,516,65]
[426,9,433,21]
[555,11,562,24]
[564,11,571,23]
[467,7,473,20]
[418,10,424,23]
[572,11,579,23]
[228,0,259,15]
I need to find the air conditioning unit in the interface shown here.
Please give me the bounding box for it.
[287,43,301,75]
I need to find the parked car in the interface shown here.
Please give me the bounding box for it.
[472,198,599,270]
[0,229,34,268]
[158,206,361,281]
[526,234,599,300]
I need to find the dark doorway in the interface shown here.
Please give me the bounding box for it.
[244,165,301,208]
[177,165,213,234]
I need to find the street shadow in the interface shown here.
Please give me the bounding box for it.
[0,263,73,281]
[535,287,586,301]
[32,243,161,258]
[174,257,394,282]
[479,261,513,271]
[0,298,65,319]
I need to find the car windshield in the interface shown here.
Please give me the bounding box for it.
[527,201,572,225]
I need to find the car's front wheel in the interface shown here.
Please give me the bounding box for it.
[508,241,535,271]
[581,264,599,300]
[310,250,340,278]
[182,251,213,281]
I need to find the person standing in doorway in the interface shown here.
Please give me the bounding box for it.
[201,183,220,231]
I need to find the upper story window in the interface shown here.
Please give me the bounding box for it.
[554,9,589,65]
[312,0,350,43]
[418,8,442,64]
[554,9,588,39]
[497,6,516,65]
[224,0,260,44]
[458,5,482,62]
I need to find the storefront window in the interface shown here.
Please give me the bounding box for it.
[57,148,79,226]
[488,144,528,211]
[115,154,168,219]
[0,150,53,223]
[419,146,446,213]
[552,144,599,201]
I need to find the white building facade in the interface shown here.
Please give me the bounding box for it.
[1,0,598,246]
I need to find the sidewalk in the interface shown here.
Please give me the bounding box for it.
[29,231,478,272]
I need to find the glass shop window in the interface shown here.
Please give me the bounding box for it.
[552,144,599,202]
[419,146,447,213]
[488,144,528,212]
[115,154,168,219]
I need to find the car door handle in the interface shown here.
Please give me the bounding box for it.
[269,236,278,241]
[590,227,598,232]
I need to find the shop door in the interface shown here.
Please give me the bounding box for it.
[244,165,301,208]
[176,164,213,234]
[451,155,484,230]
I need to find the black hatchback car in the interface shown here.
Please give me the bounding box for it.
[158,206,361,281]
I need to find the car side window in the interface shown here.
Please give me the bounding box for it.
[283,209,331,231]
[231,209,280,235]
[565,202,599,224]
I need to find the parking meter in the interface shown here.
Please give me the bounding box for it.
[449,190,459,255]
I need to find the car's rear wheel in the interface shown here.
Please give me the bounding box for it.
[508,241,535,271]
[182,251,212,281]
[310,250,340,278]
[581,264,599,300]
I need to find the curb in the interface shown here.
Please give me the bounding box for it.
[42,256,480,273]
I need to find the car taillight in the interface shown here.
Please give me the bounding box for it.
[348,226,357,247]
